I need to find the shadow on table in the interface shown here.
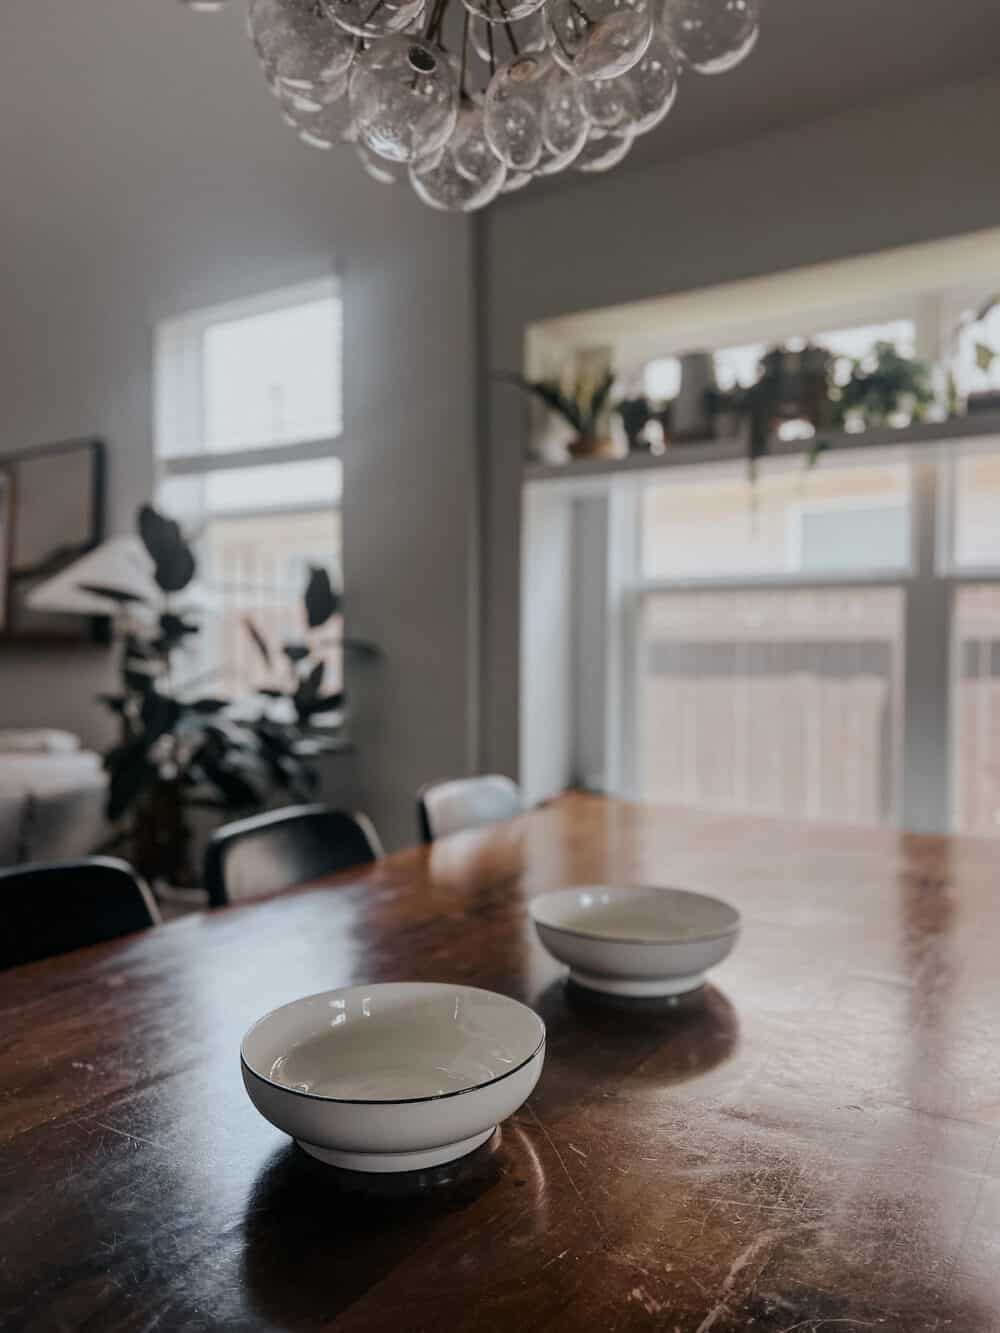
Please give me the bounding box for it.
[241,1132,506,1330]
[529,980,740,1117]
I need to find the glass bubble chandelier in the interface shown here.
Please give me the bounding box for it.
[181,0,761,211]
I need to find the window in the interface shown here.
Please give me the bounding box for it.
[638,586,903,823]
[622,437,1000,833]
[155,279,343,696]
[791,497,910,574]
[641,457,912,581]
[949,443,1000,570]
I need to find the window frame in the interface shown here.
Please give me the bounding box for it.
[153,277,345,699]
[605,463,917,827]
[154,275,343,479]
[604,441,1000,835]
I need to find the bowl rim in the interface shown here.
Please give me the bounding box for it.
[529,885,741,947]
[240,981,546,1107]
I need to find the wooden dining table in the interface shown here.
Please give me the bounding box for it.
[3,792,1000,1332]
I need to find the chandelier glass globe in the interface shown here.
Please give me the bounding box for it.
[350,35,458,163]
[541,66,590,161]
[622,30,678,132]
[323,0,426,41]
[250,0,356,91]
[469,8,547,62]
[190,0,762,209]
[356,141,400,182]
[503,169,533,192]
[574,125,634,172]
[546,0,653,82]
[274,71,355,146]
[461,0,546,22]
[483,52,550,172]
[410,106,508,211]
[582,74,639,131]
[662,0,759,75]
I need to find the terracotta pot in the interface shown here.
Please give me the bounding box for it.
[568,436,616,460]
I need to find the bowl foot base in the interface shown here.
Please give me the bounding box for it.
[296,1126,497,1174]
[569,970,705,998]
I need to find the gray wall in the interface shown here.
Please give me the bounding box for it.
[0,0,478,850]
[481,72,1000,780]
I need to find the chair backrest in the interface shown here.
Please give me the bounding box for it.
[203,804,382,907]
[0,857,160,971]
[417,775,523,842]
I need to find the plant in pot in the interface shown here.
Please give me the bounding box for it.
[828,340,934,433]
[615,394,669,454]
[93,506,326,887]
[497,369,617,460]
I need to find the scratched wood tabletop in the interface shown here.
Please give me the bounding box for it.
[2,793,1000,1332]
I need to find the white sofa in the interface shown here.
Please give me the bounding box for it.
[0,746,107,866]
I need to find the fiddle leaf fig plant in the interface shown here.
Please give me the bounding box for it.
[89,505,352,885]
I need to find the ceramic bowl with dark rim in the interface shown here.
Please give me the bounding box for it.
[530,886,741,997]
[241,982,545,1173]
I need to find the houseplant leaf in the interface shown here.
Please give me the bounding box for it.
[106,741,155,822]
[293,660,326,722]
[585,370,616,435]
[77,583,149,606]
[140,690,182,744]
[124,663,157,695]
[198,755,261,809]
[158,612,199,644]
[494,372,585,435]
[304,565,340,628]
[243,617,272,669]
[137,504,196,594]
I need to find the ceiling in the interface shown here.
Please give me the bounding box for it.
[619,0,1000,177]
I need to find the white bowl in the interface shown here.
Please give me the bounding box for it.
[241,982,546,1173]
[530,886,740,997]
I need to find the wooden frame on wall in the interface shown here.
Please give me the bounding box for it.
[0,437,107,645]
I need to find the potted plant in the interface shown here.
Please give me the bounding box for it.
[497,369,617,459]
[828,340,934,432]
[91,506,353,886]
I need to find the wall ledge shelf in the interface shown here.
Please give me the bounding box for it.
[522,413,1000,485]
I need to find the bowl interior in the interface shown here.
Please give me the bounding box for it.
[530,886,740,944]
[242,982,544,1103]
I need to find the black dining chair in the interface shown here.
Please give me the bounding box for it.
[417,775,524,842]
[0,857,161,971]
[203,804,383,907]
